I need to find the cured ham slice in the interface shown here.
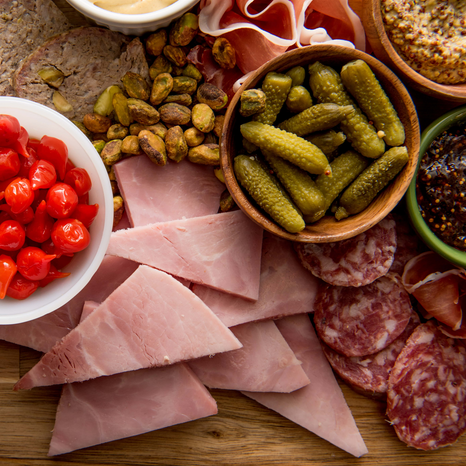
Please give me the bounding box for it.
[402,251,465,330]
[14,266,242,390]
[80,301,100,322]
[387,321,466,450]
[113,156,224,227]
[198,0,365,74]
[188,320,310,392]
[314,274,413,357]
[192,232,318,327]
[106,210,263,300]
[48,363,217,456]
[242,314,368,458]
[295,216,396,287]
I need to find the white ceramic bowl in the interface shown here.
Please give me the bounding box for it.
[0,97,113,325]
[65,0,200,35]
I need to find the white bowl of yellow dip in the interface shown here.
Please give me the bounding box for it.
[65,0,200,35]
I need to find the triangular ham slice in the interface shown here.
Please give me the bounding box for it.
[242,314,368,458]
[48,363,217,456]
[106,210,263,300]
[192,232,318,327]
[188,320,310,392]
[14,265,242,390]
[114,155,224,227]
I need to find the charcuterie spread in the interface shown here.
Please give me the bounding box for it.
[1,0,466,463]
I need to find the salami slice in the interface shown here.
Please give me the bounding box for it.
[295,216,396,287]
[321,311,420,399]
[387,321,466,450]
[314,273,413,357]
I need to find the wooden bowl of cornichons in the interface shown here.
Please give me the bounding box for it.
[362,0,466,102]
[220,44,420,243]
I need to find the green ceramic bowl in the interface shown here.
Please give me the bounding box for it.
[406,104,466,267]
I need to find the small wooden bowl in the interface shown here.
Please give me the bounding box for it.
[220,45,420,243]
[363,0,466,102]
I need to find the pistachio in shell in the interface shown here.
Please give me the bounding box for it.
[150,72,174,106]
[197,83,228,110]
[165,125,188,163]
[149,54,173,80]
[187,143,220,165]
[163,45,187,67]
[121,72,150,101]
[159,103,191,126]
[145,29,168,56]
[127,98,160,126]
[169,12,199,47]
[212,37,237,70]
[138,130,167,166]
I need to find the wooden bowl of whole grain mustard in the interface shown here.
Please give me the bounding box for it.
[362,0,466,103]
[220,45,420,243]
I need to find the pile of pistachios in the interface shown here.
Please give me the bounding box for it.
[72,12,237,227]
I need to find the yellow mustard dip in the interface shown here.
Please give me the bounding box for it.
[90,0,178,15]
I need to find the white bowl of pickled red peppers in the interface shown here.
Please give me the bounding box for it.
[0,97,113,325]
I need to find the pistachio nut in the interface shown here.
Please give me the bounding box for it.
[162,93,192,106]
[182,64,203,82]
[107,124,129,140]
[163,45,187,67]
[197,83,228,110]
[52,91,73,113]
[159,103,191,126]
[121,72,150,101]
[138,130,167,166]
[121,135,144,155]
[220,189,236,212]
[38,66,65,88]
[101,139,123,166]
[150,72,174,106]
[184,127,205,147]
[149,54,173,80]
[146,29,168,56]
[113,195,125,228]
[240,89,266,117]
[213,114,225,138]
[172,76,197,95]
[214,166,225,184]
[212,37,237,70]
[92,139,106,155]
[169,12,199,47]
[112,93,132,127]
[83,112,112,133]
[127,98,160,126]
[191,103,215,133]
[165,125,188,163]
[187,143,220,165]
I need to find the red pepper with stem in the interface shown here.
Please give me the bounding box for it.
[0,220,26,251]
[29,159,57,190]
[25,200,54,243]
[16,246,56,281]
[0,115,20,146]
[63,167,92,197]
[0,254,17,299]
[4,178,34,214]
[70,203,99,229]
[0,148,20,181]
[6,273,39,300]
[36,135,68,180]
[39,264,70,287]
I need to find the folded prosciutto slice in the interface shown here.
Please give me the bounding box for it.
[242,314,368,458]
[48,363,217,456]
[107,210,263,300]
[188,320,310,392]
[113,156,224,227]
[14,265,242,390]
[192,232,318,327]
[402,251,465,330]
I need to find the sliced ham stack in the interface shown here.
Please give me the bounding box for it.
[14,266,242,390]
[106,210,263,300]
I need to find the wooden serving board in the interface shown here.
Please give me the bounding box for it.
[0,1,463,465]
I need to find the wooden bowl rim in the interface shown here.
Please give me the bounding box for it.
[220,44,421,243]
[364,0,466,102]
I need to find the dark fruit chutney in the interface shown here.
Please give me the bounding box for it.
[416,122,466,251]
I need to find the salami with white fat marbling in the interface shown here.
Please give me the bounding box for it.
[321,311,420,399]
[295,216,396,287]
[387,321,466,450]
[314,273,413,357]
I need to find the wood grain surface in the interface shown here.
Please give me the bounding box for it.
[0,1,464,465]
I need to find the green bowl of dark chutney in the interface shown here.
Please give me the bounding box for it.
[406,104,466,268]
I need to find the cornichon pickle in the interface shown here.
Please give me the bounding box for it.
[308,61,385,159]
[340,59,405,147]
[285,85,313,113]
[253,72,292,125]
[262,149,326,218]
[304,130,347,156]
[335,146,409,220]
[278,103,354,137]
[234,155,305,233]
[306,150,369,223]
[285,66,306,87]
[240,121,331,176]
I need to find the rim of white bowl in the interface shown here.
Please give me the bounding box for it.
[66,0,200,25]
[0,97,113,325]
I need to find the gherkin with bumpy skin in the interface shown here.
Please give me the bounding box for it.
[308,61,385,159]
[340,59,405,147]
[234,155,305,233]
[262,149,326,218]
[285,86,313,113]
[278,103,354,137]
[241,121,331,176]
[305,130,347,157]
[285,66,306,87]
[252,72,292,125]
[335,146,409,220]
[305,150,369,223]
